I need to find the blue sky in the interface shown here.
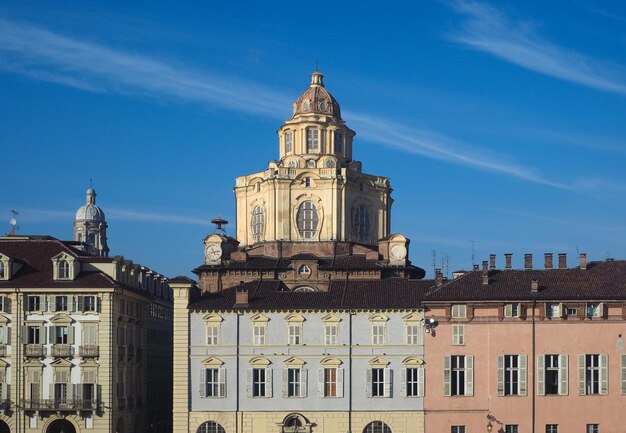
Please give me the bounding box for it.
[1,0,626,278]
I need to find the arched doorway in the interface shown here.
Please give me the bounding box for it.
[46,419,77,433]
[0,420,10,433]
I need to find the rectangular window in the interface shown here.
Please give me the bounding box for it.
[452,325,465,345]
[505,426,519,433]
[288,324,302,345]
[334,131,344,154]
[285,131,293,153]
[83,296,96,312]
[405,323,421,345]
[206,326,219,345]
[545,354,559,394]
[55,296,68,311]
[253,324,266,346]
[27,326,40,344]
[323,368,338,397]
[371,368,385,397]
[324,324,338,345]
[451,355,466,396]
[566,307,578,317]
[82,323,98,345]
[55,326,68,344]
[287,368,302,397]
[405,367,424,397]
[451,304,467,319]
[498,355,527,396]
[54,383,67,401]
[586,303,601,318]
[504,303,520,318]
[27,296,41,312]
[586,425,599,433]
[445,355,473,397]
[372,324,385,345]
[451,427,466,433]
[546,303,561,319]
[252,368,267,397]
[546,425,558,433]
[205,368,220,397]
[585,354,601,394]
[307,129,319,151]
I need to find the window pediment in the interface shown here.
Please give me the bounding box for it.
[50,358,73,368]
[249,356,271,367]
[0,254,12,280]
[50,315,74,324]
[368,313,389,322]
[203,314,223,324]
[368,356,389,367]
[320,357,343,367]
[402,312,422,322]
[402,356,424,367]
[284,356,305,367]
[202,356,224,367]
[250,313,269,323]
[285,313,305,323]
[321,313,341,323]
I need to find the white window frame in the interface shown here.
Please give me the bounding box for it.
[405,322,421,345]
[206,325,219,346]
[404,367,424,397]
[285,131,293,153]
[451,304,467,319]
[354,204,371,244]
[586,303,602,318]
[579,354,608,395]
[546,425,558,433]
[451,426,466,433]
[452,324,465,346]
[444,355,473,397]
[252,324,266,346]
[497,354,527,396]
[296,201,319,239]
[586,424,599,433]
[306,128,319,152]
[249,367,272,398]
[27,295,42,312]
[284,367,307,398]
[538,354,568,396]
[334,130,344,154]
[251,205,264,243]
[546,303,561,319]
[504,303,520,318]
[319,367,343,398]
[324,323,338,346]
[288,324,302,346]
[58,260,70,279]
[201,368,226,398]
[371,323,386,345]
[367,367,392,398]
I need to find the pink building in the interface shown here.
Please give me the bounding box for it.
[423,254,626,433]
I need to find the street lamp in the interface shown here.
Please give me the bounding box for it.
[486,420,493,433]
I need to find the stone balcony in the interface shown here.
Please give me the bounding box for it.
[79,345,99,358]
[25,344,45,358]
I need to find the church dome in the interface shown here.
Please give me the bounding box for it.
[292,70,342,120]
[75,188,106,222]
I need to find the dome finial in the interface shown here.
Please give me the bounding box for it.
[311,68,324,87]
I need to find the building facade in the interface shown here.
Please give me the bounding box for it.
[172,71,432,433]
[423,253,626,433]
[0,190,172,433]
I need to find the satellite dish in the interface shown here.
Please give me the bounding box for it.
[9,218,16,226]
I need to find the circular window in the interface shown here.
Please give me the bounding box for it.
[302,101,310,111]
[298,265,311,278]
[319,101,327,111]
[288,160,298,168]
[325,159,336,168]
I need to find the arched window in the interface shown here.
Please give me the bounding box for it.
[334,131,344,154]
[325,159,336,168]
[0,261,4,279]
[285,416,302,428]
[293,286,316,292]
[297,201,319,239]
[251,206,264,243]
[288,160,298,168]
[355,205,371,243]
[58,260,70,279]
[197,421,226,433]
[306,128,319,152]
[363,421,392,433]
[285,131,293,153]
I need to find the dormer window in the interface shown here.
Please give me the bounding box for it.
[58,260,70,279]
[334,131,344,154]
[0,262,4,279]
[0,255,11,281]
[306,128,319,152]
[285,131,293,153]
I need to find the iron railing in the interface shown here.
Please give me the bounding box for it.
[22,398,100,411]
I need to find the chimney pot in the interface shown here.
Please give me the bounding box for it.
[524,254,533,270]
[489,254,496,270]
[235,284,249,305]
[531,279,539,293]
[473,264,479,271]
[558,253,567,269]
[435,268,443,287]
[544,253,553,269]
[579,253,587,270]
[505,253,513,270]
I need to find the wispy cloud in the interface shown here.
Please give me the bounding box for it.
[0,16,564,188]
[447,1,626,96]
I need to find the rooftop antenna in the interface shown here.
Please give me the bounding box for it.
[469,240,478,266]
[315,59,319,71]
[90,178,93,188]
[211,217,228,235]
[9,210,19,236]
[432,250,437,274]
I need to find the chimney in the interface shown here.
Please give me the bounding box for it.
[235,281,249,306]
[544,253,553,269]
[435,268,443,287]
[579,253,587,270]
[482,260,489,285]
[524,254,533,270]
[505,253,513,270]
[531,279,539,293]
[558,253,567,269]
[472,264,479,271]
[489,254,496,270]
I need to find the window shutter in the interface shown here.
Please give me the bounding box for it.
[76,384,83,401]
[366,369,372,398]
[282,369,288,397]
[301,369,308,398]
[465,355,474,396]
[199,369,205,397]
[418,367,425,397]
[559,355,568,396]
[443,356,451,397]
[96,385,102,406]
[97,297,102,313]
[47,326,51,344]
[519,355,527,396]
[621,355,626,395]
[246,369,253,398]
[497,355,504,396]
[537,355,545,396]
[400,368,407,397]
[318,369,325,397]
[452,326,459,345]
[337,368,344,398]
[219,369,226,398]
[265,368,273,398]
[504,304,512,317]
[600,302,606,319]
[49,383,54,401]
[21,326,27,344]
[31,382,40,400]
[383,368,392,398]
[68,325,74,345]
[578,354,586,395]
[77,296,84,311]
[600,354,608,395]
[70,384,76,400]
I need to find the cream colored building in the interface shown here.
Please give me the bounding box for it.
[173,71,431,433]
[0,190,172,433]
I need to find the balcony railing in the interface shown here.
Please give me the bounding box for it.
[22,399,100,411]
[0,400,11,410]
[0,344,6,357]
[25,344,45,357]
[51,344,72,358]
[79,345,99,358]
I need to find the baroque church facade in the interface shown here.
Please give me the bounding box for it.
[172,71,430,433]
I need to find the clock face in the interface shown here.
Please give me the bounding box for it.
[205,244,222,261]
[390,244,407,260]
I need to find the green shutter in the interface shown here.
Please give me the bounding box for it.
[559,355,568,396]
[465,355,474,396]
[578,354,586,395]
[537,355,545,396]
[519,355,527,396]
[443,356,451,397]
[600,354,608,395]
[497,355,504,396]
[504,304,512,318]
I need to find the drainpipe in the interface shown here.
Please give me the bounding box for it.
[532,299,536,433]
[348,311,353,433]
[236,312,241,433]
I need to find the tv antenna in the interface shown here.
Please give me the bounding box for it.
[469,240,478,266]
[9,210,19,235]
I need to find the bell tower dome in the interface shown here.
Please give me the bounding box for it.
[74,187,109,256]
